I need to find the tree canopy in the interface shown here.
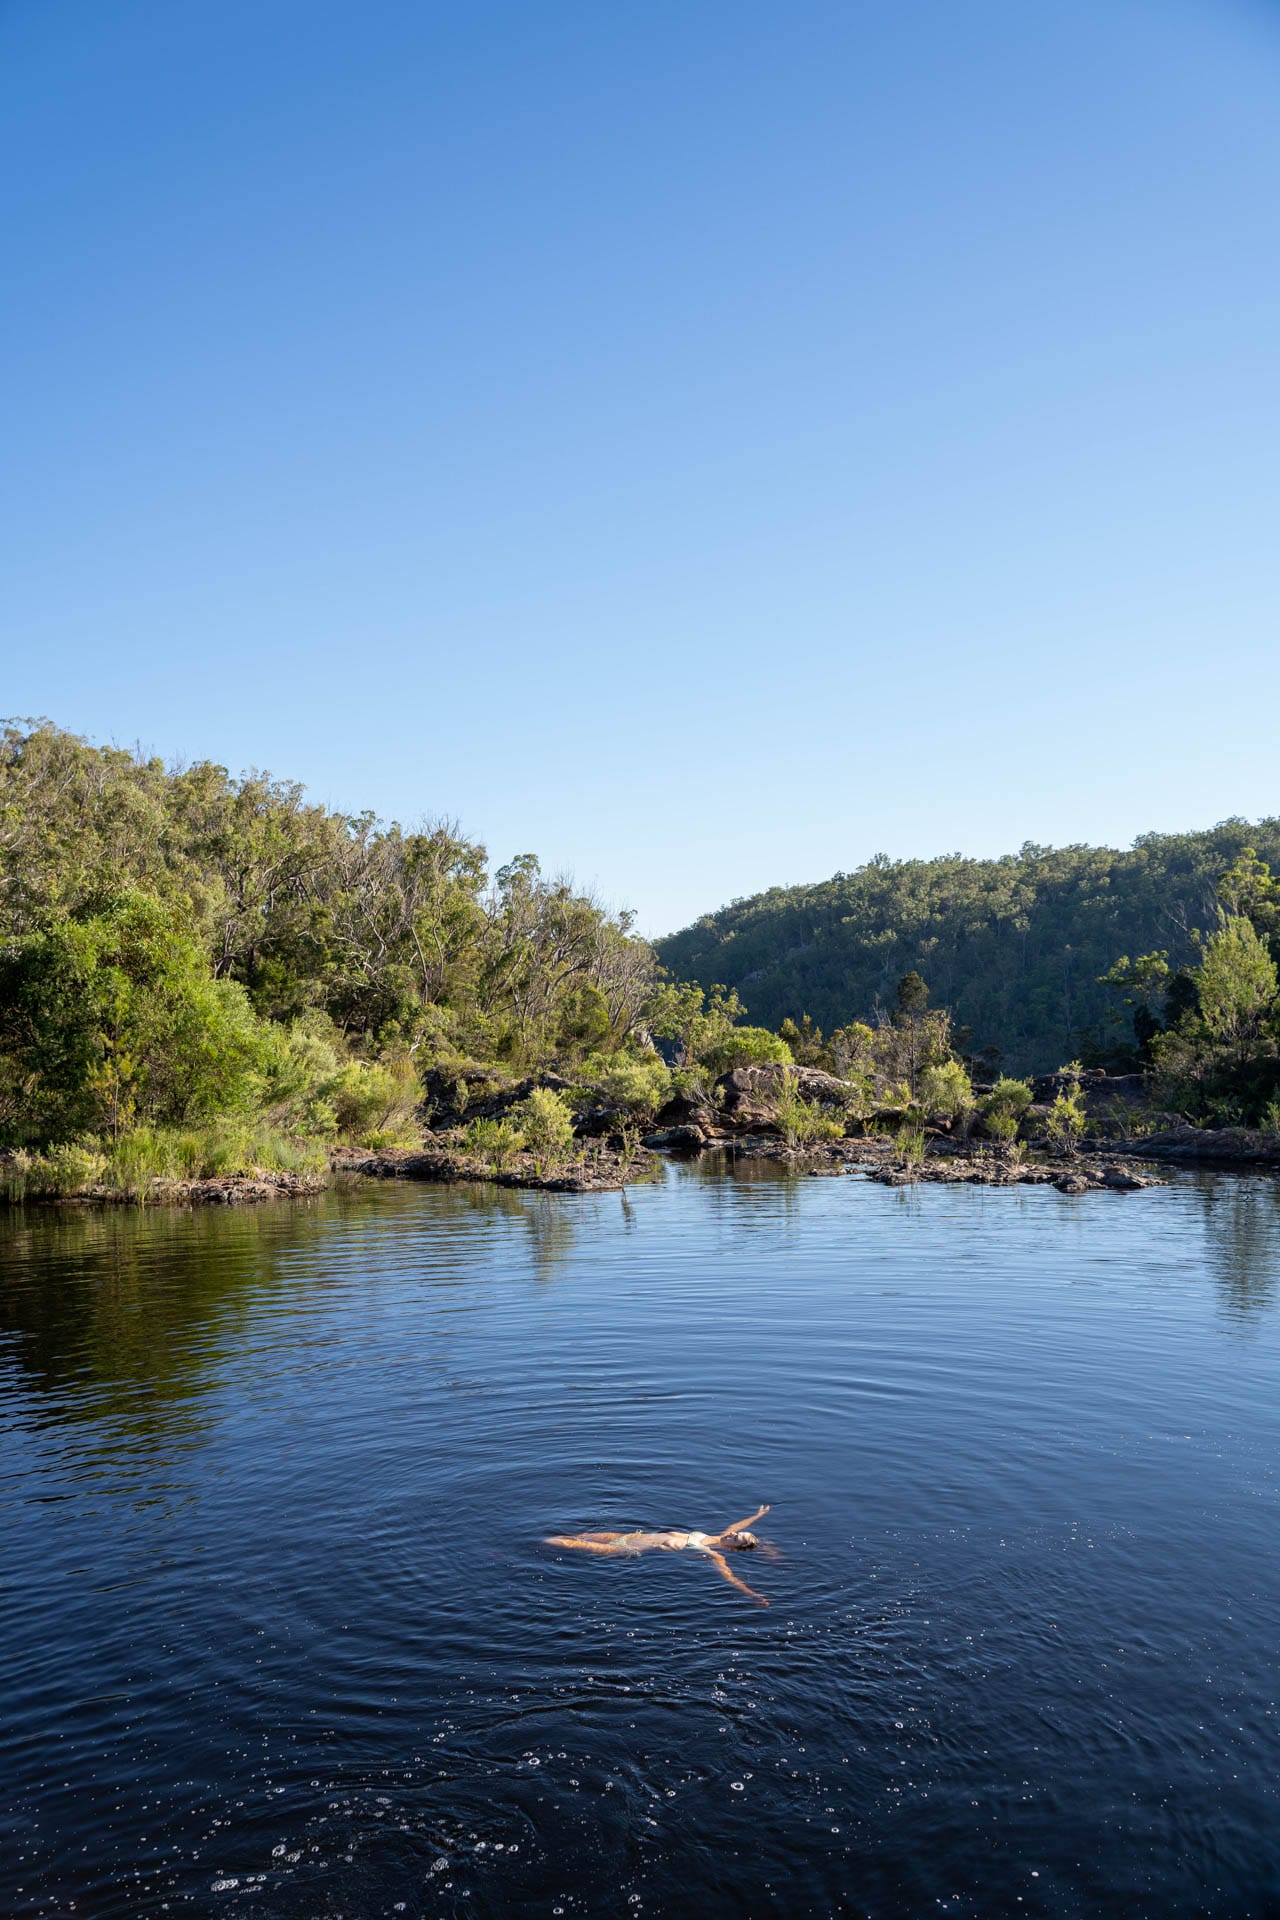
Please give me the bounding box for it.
[657,825,1280,1073]
[0,720,658,1150]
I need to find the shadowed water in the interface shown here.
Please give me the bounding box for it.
[1,1163,1278,1918]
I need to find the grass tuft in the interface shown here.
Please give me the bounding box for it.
[2,1123,328,1203]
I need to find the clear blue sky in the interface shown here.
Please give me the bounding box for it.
[3,0,1278,935]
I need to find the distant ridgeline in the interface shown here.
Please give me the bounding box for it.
[656,826,1280,1074]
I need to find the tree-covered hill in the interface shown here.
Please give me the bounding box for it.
[0,720,658,1162]
[655,824,1280,1073]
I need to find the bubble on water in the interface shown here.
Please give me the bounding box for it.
[210,1880,239,1894]
[730,1782,745,1792]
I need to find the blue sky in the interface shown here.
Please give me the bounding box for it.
[3,0,1278,934]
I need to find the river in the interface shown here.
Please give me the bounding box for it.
[2,1163,1278,1917]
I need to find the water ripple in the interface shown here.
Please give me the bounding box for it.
[1,1167,1278,1915]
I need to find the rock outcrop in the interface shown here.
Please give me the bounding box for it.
[1105,1126,1280,1168]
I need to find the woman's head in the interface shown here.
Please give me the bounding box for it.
[724,1529,758,1551]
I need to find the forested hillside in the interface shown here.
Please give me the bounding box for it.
[0,720,656,1164]
[656,825,1280,1073]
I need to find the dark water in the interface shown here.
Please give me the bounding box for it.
[2,1164,1279,1919]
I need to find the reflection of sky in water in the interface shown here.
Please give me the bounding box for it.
[1,1167,1278,1918]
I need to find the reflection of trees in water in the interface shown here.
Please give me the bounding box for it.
[430,1173,661,1274]
[1190,1173,1280,1326]
[0,1178,606,1457]
[429,1177,583,1277]
[0,1200,327,1450]
[519,1195,580,1277]
[686,1150,805,1228]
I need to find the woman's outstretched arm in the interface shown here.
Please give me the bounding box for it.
[705,1549,768,1606]
[720,1503,770,1537]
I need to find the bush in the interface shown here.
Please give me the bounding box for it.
[700,1026,793,1077]
[105,1122,325,1187]
[670,1064,717,1108]
[10,1141,108,1197]
[0,891,283,1145]
[332,1056,420,1147]
[981,1076,1033,1143]
[1045,1091,1086,1154]
[1045,1066,1088,1156]
[512,1087,577,1175]
[918,1059,974,1120]
[772,1068,845,1149]
[259,1018,344,1138]
[575,1051,671,1120]
[895,1124,926,1167]
[462,1116,525,1171]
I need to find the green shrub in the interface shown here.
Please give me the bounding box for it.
[895,1124,926,1167]
[101,1126,181,1191]
[772,1068,845,1148]
[332,1056,420,1147]
[0,891,283,1146]
[574,1051,672,1120]
[1045,1066,1088,1156]
[259,1018,344,1137]
[512,1087,577,1175]
[462,1116,526,1171]
[700,1026,794,1078]
[981,1076,1033,1143]
[670,1064,717,1108]
[12,1141,108,1197]
[918,1059,974,1120]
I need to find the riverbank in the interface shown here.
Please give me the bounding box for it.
[657,1132,1162,1191]
[332,1142,642,1194]
[0,1132,330,1208]
[0,1159,328,1207]
[9,1066,1280,1208]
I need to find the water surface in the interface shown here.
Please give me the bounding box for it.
[2,1163,1279,1917]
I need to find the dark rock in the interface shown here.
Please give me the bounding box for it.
[716,1063,856,1123]
[641,1125,707,1154]
[1099,1164,1153,1190]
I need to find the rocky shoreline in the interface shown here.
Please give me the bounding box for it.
[331,1143,640,1195]
[0,1168,328,1208]
[8,1070,1278,1209]
[1096,1125,1280,1168]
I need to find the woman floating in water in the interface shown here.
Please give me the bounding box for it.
[547,1504,772,1606]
